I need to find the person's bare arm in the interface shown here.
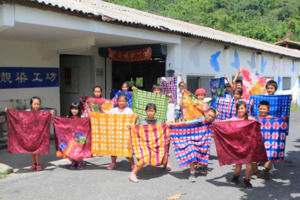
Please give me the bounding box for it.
[178,73,186,89]
[233,67,242,89]
[224,75,233,91]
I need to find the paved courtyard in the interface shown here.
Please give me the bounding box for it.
[0,110,300,200]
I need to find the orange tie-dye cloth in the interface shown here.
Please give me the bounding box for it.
[182,91,210,121]
[90,112,136,157]
[242,68,270,99]
[130,123,170,166]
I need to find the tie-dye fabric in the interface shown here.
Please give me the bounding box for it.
[160,76,178,104]
[111,90,133,108]
[182,91,210,121]
[211,120,268,166]
[6,109,51,154]
[53,117,92,160]
[132,89,169,123]
[211,97,250,121]
[169,123,213,168]
[80,96,114,117]
[90,112,136,157]
[255,117,288,161]
[130,123,170,166]
[242,68,269,99]
[210,77,226,100]
[250,95,291,117]
[110,89,119,99]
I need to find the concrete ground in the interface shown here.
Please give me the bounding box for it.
[0,110,300,200]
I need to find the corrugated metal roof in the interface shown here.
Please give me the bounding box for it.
[6,0,300,59]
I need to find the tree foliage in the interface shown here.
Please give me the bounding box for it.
[105,0,300,43]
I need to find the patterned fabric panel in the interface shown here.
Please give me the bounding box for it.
[169,123,213,168]
[132,89,168,123]
[130,123,170,166]
[53,117,92,160]
[90,112,136,157]
[255,117,289,161]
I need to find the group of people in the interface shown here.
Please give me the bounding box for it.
[7,69,285,190]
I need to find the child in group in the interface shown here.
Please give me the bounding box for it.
[174,73,186,123]
[224,75,234,98]
[107,94,138,170]
[152,84,162,94]
[251,101,273,179]
[67,101,86,170]
[121,82,130,91]
[233,87,243,101]
[233,67,243,89]
[265,80,278,95]
[187,108,216,182]
[129,103,171,183]
[195,88,206,101]
[93,86,102,98]
[230,101,254,189]
[27,96,43,171]
[225,83,233,98]
[172,108,216,182]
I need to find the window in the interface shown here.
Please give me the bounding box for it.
[187,76,214,97]
[282,77,291,90]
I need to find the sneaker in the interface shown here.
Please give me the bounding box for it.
[244,178,253,190]
[129,173,139,183]
[36,165,42,171]
[29,164,37,171]
[231,175,240,184]
[77,161,85,170]
[189,173,196,182]
[263,169,271,179]
[107,162,117,170]
[70,162,77,169]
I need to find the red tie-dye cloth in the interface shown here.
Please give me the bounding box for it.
[211,120,268,166]
[6,109,51,154]
[53,117,92,160]
[242,68,270,99]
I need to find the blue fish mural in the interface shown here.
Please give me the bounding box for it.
[210,51,221,72]
[247,52,256,70]
[261,56,267,73]
[231,50,240,69]
[278,76,282,90]
[291,61,295,72]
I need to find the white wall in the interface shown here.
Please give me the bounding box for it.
[180,37,300,103]
[0,39,60,114]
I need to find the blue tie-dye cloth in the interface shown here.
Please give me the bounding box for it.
[110,89,133,108]
[210,97,250,121]
[110,89,119,99]
[210,78,226,100]
[255,117,289,161]
[250,95,291,118]
[169,122,213,168]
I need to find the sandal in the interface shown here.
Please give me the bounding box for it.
[254,170,261,178]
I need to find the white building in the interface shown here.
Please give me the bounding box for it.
[1,0,300,116]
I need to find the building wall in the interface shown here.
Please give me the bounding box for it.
[0,39,60,114]
[180,37,300,103]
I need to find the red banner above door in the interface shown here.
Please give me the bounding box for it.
[108,46,152,61]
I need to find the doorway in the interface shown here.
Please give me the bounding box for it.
[111,57,166,91]
[59,55,93,116]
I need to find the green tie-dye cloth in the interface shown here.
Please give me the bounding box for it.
[132,89,169,123]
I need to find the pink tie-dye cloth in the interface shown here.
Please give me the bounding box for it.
[242,68,269,99]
